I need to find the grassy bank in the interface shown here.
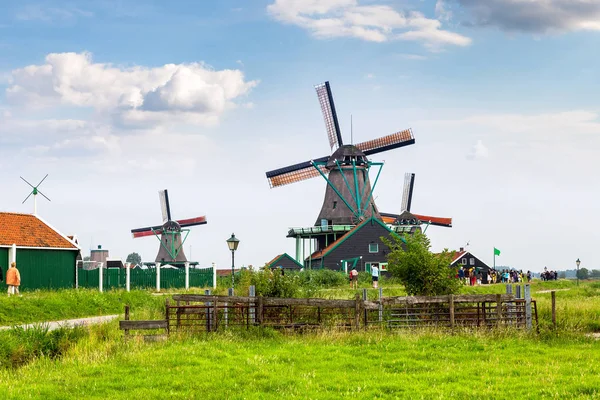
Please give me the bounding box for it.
[1,329,599,399]
[0,289,165,325]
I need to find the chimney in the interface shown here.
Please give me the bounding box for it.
[459,247,464,252]
[98,245,102,249]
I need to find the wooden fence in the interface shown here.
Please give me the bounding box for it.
[120,288,540,336]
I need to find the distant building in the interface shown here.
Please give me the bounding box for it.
[265,253,303,271]
[450,248,491,272]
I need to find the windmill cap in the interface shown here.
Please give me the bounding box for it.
[327,145,367,168]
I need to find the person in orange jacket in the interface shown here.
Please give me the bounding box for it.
[6,262,20,296]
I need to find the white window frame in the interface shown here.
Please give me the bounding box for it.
[369,243,379,253]
[462,258,467,265]
[470,258,475,265]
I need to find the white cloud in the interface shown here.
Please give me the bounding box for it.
[466,139,489,160]
[267,0,471,50]
[365,73,375,79]
[3,52,258,158]
[398,53,427,60]
[450,0,600,33]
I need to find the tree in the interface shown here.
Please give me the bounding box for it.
[591,270,600,279]
[384,231,461,296]
[126,252,142,266]
[576,267,589,280]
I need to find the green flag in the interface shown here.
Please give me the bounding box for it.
[494,247,501,256]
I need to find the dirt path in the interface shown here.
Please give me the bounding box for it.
[0,314,119,332]
[537,288,571,293]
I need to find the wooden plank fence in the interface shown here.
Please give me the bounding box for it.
[120,287,541,337]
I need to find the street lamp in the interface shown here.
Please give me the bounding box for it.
[576,258,581,286]
[226,233,240,289]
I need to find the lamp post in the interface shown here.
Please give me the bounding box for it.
[226,233,240,289]
[576,258,581,286]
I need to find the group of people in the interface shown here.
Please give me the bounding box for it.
[0,262,21,296]
[458,267,532,286]
[540,269,558,281]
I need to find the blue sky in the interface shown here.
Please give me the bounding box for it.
[1,0,599,272]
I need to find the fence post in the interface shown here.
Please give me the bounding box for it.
[551,290,556,329]
[126,264,131,292]
[124,304,130,338]
[156,262,161,293]
[258,295,264,327]
[354,293,361,330]
[378,287,383,324]
[449,294,455,329]
[99,263,103,293]
[224,287,232,329]
[525,284,532,330]
[185,262,190,290]
[165,298,170,335]
[506,284,513,295]
[205,289,212,332]
[516,285,521,299]
[496,294,502,326]
[362,289,368,329]
[249,285,256,325]
[212,262,217,289]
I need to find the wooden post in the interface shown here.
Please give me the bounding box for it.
[551,290,556,329]
[205,289,212,332]
[449,294,455,329]
[258,295,264,327]
[506,284,513,295]
[362,289,368,329]
[165,298,170,335]
[516,285,521,299]
[124,304,130,338]
[525,284,532,330]
[496,294,502,326]
[213,298,218,332]
[378,287,383,324]
[249,285,256,325]
[354,293,361,330]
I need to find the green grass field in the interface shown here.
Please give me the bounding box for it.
[1,279,599,399]
[1,329,599,399]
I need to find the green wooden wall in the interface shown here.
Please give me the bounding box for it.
[0,248,8,289]
[15,249,77,290]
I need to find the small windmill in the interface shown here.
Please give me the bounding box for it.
[131,190,207,264]
[265,81,415,227]
[21,174,51,215]
[381,172,452,228]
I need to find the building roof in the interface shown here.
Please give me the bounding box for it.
[265,253,304,269]
[450,250,467,264]
[308,217,395,261]
[0,212,79,249]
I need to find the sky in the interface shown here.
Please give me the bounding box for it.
[1,0,599,272]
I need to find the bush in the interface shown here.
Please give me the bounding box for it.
[385,231,461,296]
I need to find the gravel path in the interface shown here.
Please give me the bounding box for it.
[0,314,120,332]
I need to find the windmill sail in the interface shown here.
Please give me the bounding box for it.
[401,173,415,212]
[315,82,343,152]
[265,156,329,188]
[159,190,171,223]
[355,129,415,155]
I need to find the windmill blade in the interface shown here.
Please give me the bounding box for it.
[22,191,33,204]
[315,82,343,152]
[401,173,415,212]
[355,129,415,156]
[36,174,49,187]
[412,214,453,228]
[36,189,51,202]
[131,225,163,238]
[177,216,207,227]
[20,176,36,189]
[159,190,172,223]
[266,156,329,188]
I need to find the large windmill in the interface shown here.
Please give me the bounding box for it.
[21,175,51,215]
[265,81,415,257]
[381,172,452,229]
[131,190,207,264]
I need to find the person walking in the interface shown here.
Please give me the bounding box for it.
[371,264,379,289]
[350,267,359,290]
[6,262,20,296]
